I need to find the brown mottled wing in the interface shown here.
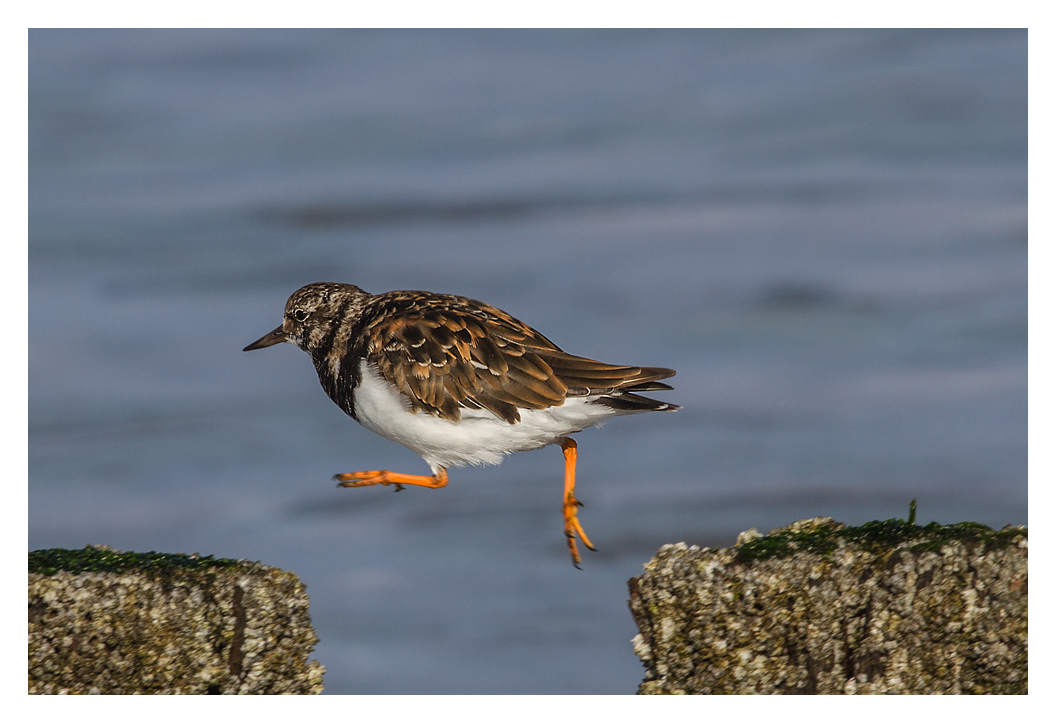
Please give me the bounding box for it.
[363,292,674,423]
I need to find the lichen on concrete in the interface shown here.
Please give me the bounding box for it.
[628,517,1027,694]
[29,545,325,694]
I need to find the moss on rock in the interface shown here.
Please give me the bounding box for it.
[29,545,325,694]
[29,546,246,576]
[628,518,1027,694]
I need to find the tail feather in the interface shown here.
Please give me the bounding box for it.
[595,392,681,413]
[540,352,676,397]
[624,380,673,392]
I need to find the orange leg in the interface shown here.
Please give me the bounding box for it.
[559,437,596,568]
[335,468,448,491]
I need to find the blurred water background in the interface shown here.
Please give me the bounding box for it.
[29,29,1027,694]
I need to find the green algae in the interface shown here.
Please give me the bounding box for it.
[29,546,246,577]
[734,519,1026,563]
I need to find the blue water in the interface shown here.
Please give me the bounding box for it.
[29,29,1027,694]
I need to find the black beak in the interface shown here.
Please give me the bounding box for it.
[243,325,288,351]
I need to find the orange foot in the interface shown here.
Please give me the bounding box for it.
[335,468,448,492]
[560,437,596,568]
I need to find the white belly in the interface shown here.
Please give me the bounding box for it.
[351,360,619,472]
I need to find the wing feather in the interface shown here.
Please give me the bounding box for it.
[361,291,675,423]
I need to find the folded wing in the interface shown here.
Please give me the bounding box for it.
[364,293,677,423]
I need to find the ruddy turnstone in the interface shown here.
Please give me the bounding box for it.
[244,282,679,566]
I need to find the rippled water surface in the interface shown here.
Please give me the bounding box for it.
[29,29,1027,694]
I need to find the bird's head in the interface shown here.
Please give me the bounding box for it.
[243,282,371,354]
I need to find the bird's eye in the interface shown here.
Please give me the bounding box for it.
[292,309,309,322]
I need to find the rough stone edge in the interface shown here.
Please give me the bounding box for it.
[29,545,326,694]
[628,517,1027,695]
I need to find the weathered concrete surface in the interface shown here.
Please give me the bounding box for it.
[29,546,325,694]
[628,517,1027,694]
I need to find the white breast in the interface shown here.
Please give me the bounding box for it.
[351,360,621,473]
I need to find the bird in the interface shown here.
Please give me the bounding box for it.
[243,282,679,566]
